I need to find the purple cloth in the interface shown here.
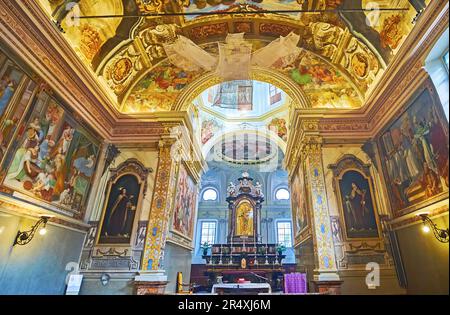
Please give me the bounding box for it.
[284,273,307,293]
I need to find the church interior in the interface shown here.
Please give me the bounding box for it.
[0,0,448,295]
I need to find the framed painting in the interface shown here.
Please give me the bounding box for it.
[376,80,449,217]
[330,155,381,240]
[97,159,150,245]
[0,92,101,216]
[170,162,199,242]
[291,161,309,238]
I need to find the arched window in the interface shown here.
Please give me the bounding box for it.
[275,188,290,201]
[202,188,218,201]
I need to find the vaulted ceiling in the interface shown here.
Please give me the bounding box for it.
[37,0,429,115]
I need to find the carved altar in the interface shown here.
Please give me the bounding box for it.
[201,172,286,291]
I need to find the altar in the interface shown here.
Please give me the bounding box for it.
[201,172,287,292]
[211,283,272,295]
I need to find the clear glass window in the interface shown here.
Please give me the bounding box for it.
[277,221,293,248]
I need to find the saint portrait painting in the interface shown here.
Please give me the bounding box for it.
[171,163,198,240]
[235,200,254,237]
[377,82,449,216]
[338,170,379,239]
[1,93,99,214]
[99,174,141,244]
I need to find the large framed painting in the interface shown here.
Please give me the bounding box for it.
[97,159,150,245]
[377,81,449,217]
[0,92,100,216]
[330,155,381,240]
[291,161,309,239]
[170,162,198,242]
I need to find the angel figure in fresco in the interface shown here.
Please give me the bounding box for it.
[345,182,369,231]
[103,188,136,237]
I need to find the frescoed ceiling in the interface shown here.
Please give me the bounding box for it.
[36,0,430,114]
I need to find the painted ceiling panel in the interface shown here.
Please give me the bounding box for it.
[36,0,430,114]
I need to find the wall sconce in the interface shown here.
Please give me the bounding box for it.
[419,214,449,243]
[13,215,52,246]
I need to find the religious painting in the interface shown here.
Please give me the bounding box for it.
[201,117,222,145]
[0,57,37,164]
[123,61,202,113]
[330,155,381,240]
[97,158,149,244]
[377,82,449,217]
[337,170,379,239]
[235,199,254,237]
[0,61,26,119]
[267,117,287,141]
[171,163,198,240]
[98,175,140,244]
[1,93,100,214]
[291,163,308,237]
[272,51,362,109]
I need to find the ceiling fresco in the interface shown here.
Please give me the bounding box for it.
[37,0,430,114]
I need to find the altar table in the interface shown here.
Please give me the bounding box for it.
[211,283,272,294]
